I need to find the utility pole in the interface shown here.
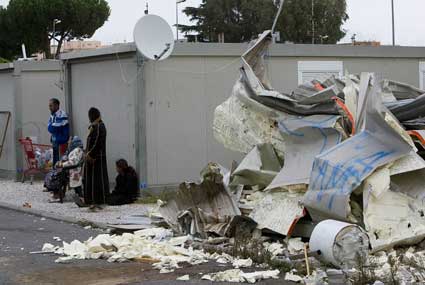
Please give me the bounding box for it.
[391,0,395,46]
[311,0,315,44]
[176,0,186,41]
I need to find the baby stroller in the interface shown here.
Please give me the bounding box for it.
[44,160,84,203]
[44,167,68,203]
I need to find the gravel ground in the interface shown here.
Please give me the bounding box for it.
[0,179,155,225]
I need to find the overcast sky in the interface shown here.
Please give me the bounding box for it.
[0,0,424,46]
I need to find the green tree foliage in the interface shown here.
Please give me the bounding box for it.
[180,0,348,44]
[0,0,110,60]
[0,6,21,60]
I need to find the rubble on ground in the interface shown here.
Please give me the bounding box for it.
[201,269,280,283]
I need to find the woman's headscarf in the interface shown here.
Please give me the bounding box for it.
[69,136,83,152]
[88,107,101,123]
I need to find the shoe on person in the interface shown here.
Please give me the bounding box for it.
[74,195,88,208]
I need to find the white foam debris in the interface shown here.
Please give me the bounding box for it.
[63,240,90,259]
[43,228,212,274]
[213,252,234,264]
[84,226,92,230]
[304,270,328,285]
[287,238,305,254]
[42,243,55,252]
[55,256,74,263]
[266,242,285,258]
[134,228,172,241]
[285,272,303,283]
[176,274,190,281]
[232,258,253,268]
[201,269,280,283]
[202,269,244,283]
[53,237,62,242]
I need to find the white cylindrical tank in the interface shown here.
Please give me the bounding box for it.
[309,219,370,269]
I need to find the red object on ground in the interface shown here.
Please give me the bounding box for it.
[19,137,52,184]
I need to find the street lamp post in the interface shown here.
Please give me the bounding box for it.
[176,0,186,41]
[319,35,328,44]
[391,0,395,46]
[52,19,61,54]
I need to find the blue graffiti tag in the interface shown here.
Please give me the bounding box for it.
[311,141,394,210]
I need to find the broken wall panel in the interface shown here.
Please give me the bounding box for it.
[159,165,240,237]
[266,114,342,190]
[249,190,305,236]
[231,143,282,189]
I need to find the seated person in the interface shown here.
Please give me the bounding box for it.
[56,136,84,201]
[107,159,139,206]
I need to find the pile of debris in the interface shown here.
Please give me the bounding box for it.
[42,31,425,284]
[158,31,425,282]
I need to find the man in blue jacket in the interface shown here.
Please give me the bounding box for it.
[48,98,70,165]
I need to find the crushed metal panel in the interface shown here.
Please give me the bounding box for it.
[389,151,425,176]
[241,30,277,94]
[304,74,412,221]
[266,115,342,190]
[159,168,240,237]
[249,191,305,236]
[291,84,339,105]
[391,168,425,201]
[304,130,409,221]
[241,69,340,116]
[240,30,339,116]
[388,93,425,122]
[231,143,282,189]
[343,75,358,120]
[383,79,425,100]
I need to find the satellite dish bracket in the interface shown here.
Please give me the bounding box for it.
[154,43,172,60]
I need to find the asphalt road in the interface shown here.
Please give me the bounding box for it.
[0,207,292,285]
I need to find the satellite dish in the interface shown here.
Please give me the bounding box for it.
[133,15,175,61]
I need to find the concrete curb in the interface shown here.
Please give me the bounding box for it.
[0,201,109,229]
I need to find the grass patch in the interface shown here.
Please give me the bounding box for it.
[135,191,176,204]
[232,233,293,273]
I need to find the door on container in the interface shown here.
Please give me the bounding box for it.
[298,61,343,85]
[420,62,425,90]
[70,58,137,183]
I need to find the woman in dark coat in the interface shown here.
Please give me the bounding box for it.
[83,107,109,209]
[107,159,139,206]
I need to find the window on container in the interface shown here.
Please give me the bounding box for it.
[298,61,343,85]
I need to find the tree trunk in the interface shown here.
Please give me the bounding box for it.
[55,35,64,59]
[44,33,52,59]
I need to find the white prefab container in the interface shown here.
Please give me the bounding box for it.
[309,219,370,269]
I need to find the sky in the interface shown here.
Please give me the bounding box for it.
[0,0,424,46]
